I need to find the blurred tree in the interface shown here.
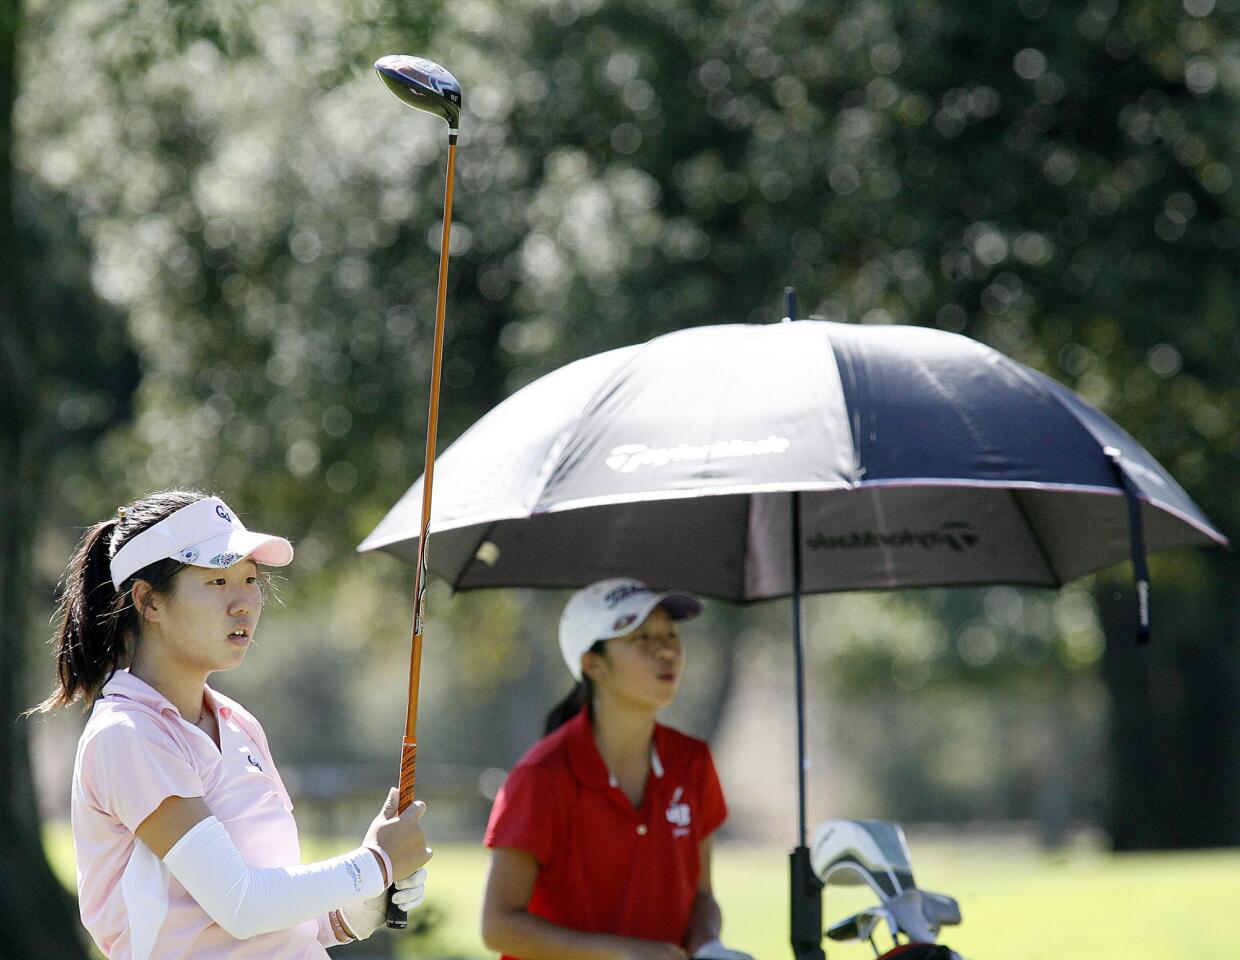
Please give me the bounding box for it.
[460,0,1240,846]
[0,4,76,954]
[1,0,139,951]
[12,0,1240,864]
[510,0,1240,847]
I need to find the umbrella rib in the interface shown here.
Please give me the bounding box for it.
[1007,489,1063,586]
[522,346,642,515]
[1020,364,1228,547]
[820,324,866,485]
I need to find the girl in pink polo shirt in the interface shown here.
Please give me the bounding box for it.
[481,578,755,960]
[33,490,432,960]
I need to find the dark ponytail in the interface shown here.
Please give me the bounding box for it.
[30,489,209,712]
[543,639,605,735]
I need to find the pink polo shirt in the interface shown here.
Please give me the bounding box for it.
[72,670,339,959]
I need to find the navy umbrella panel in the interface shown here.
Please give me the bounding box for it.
[359,321,1226,600]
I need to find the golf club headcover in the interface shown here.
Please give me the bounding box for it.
[163,816,386,940]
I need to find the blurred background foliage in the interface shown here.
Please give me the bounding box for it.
[4,0,1240,955]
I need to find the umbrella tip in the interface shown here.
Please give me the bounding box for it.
[783,286,798,323]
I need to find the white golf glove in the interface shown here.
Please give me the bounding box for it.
[338,868,428,941]
[693,941,755,960]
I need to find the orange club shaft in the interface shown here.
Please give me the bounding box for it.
[395,137,456,813]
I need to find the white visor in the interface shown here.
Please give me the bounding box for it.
[558,578,703,682]
[109,497,294,589]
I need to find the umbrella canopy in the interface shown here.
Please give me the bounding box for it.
[360,317,1226,960]
[359,320,1226,596]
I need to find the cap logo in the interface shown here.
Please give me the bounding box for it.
[178,547,200,563]
[612,613,638,632]
[210,552,243,566]
[603,583,648,607]
[215,504,233,522]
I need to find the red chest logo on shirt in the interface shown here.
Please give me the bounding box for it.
[666,786,691,837]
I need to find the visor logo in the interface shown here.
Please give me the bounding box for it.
[215,504,233,522]
[612,613,638,632]
[210,552,243,566]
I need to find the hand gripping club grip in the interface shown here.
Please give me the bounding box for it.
[384,738,418,929]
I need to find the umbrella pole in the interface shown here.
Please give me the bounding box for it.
[788,490,825,960]
[792,492,809,847]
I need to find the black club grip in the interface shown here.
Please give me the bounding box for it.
[384,890,407,929]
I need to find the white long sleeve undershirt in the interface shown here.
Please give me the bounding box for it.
[162,816,385,941]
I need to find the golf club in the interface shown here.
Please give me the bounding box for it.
[374,52,461,930]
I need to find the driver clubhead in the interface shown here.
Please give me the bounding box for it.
[374,54,462,128]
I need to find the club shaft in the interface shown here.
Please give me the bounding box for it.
[386,135,456,932]
[395,137,457,811]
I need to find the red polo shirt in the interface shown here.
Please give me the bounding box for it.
[484,708,727,956]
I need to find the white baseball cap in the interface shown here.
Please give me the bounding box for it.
[109,496,294,589]
[558,578,703,682]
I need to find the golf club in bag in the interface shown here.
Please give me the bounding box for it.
[811,819,966,959]
[373,53,461,929]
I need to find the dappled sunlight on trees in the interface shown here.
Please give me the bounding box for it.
[5,11,1240,935]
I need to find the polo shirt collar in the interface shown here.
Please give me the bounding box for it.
[564,706,665,789]
[101,669,219,723]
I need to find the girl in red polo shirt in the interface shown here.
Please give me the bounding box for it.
[482,578,754,960]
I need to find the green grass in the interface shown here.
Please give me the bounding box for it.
[45,827,1239,958]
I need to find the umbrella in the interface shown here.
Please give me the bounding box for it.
[359,317,1226,958]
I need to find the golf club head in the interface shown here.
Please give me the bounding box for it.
[825,907,887,943]
[374,54,462,129]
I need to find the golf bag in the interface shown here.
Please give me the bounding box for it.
[876,945,960,959]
